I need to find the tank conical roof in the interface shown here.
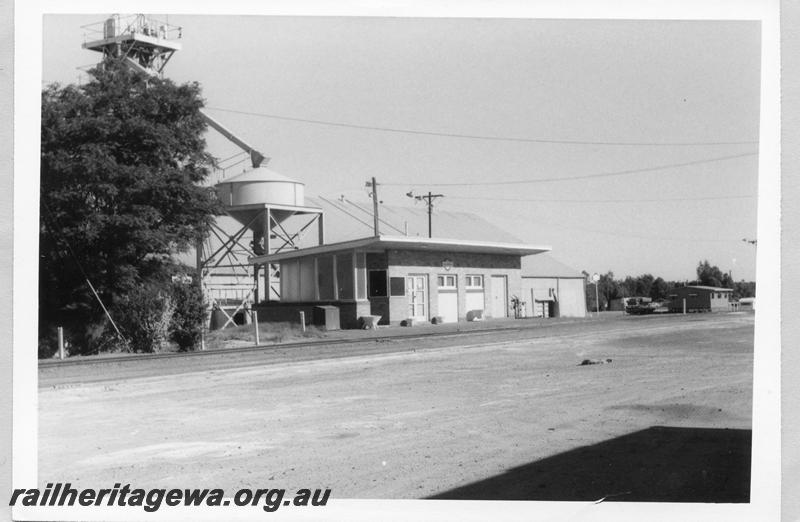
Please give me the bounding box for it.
[214,166,306,218]
[217,167,302,185]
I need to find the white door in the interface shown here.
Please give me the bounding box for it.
[437,274,458,323]
[465,275,485,317]
[406,275,428,320]
[491,275,508,318]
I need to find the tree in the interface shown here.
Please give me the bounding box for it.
[634,273,655,297]
[734,280,756,299]
[39,59,220,355]
[584,271,621,311]
[696,260,726,288]
[649,277,670,301]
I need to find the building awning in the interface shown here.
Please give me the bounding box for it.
[249,235,551,264]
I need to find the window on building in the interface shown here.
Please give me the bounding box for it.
[369,270,388,297]
[299,257,315,300]
[438,274,457,289]
[466,275,483,289]
[280,260,300,301]
[317,256,334,300]
[336,253,354,300]
[390,277,406,296]
[355,252,367,300]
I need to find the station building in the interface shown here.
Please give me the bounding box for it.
[248,196,587,328]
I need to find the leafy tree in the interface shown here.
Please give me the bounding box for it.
[634,273,655,297]
[696,260,726,287]
[584,271,622,311]
[649,277,670,301]
[734,280,756,299]
[39,59,220,355]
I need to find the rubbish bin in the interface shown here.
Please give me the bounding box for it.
[313,305,340,330]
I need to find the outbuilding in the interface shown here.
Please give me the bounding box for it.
[520,254,588,318]
[668,285,734,313]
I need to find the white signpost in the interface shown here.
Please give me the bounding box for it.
[592,273,600,317]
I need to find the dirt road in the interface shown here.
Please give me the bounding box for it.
[38,313,753,501]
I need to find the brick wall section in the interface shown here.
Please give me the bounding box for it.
[258,249,529,327]
[386,249,522,323]
[366,252,388,270]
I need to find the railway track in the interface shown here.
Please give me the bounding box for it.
[39,322,546,369]
[39,312,726,370]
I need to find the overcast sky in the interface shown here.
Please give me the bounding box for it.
[42,15,761,281]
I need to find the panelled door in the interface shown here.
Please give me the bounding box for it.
[490,275,508,318]
[436,274,458,323]
[406,275,428,320]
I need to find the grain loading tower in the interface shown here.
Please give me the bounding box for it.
[82,14,326,328]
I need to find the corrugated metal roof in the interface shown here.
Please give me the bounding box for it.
[181,194,553,267]
[302,196,524,245]
[521,253,584,278]
[684,285,734,292]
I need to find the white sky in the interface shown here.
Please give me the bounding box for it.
[42,15,761,281]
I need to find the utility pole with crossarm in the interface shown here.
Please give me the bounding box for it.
[406,191,444,238]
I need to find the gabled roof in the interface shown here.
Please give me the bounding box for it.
[184,194,550,267]
[684,285,734,292]
[521,253,584,278]
[299,196,524,246]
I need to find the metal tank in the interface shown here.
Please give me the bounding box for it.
[214,167,306,231]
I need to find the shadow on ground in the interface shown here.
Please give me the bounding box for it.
[429,426,750,503]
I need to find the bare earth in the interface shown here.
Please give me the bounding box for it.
[38,313,753,501]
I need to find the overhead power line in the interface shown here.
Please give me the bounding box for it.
[380,152,758,187]
[205,106,758,147]
[447,194,756,204]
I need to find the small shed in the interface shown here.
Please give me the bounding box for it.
[668,285,734,312]
[520,254,587,318]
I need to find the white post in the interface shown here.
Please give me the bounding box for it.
[595,282,600,317]
[299,311,306,333]
[683,298,687,315]
[253,310,260,345]
[57,327,65,360]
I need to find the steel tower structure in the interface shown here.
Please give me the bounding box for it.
[81,14,325,329]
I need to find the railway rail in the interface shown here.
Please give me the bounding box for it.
[39,312,716,369]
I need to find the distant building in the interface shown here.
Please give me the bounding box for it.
[668,286,734,313]
[520,255,587,318]
[738,297,756,311]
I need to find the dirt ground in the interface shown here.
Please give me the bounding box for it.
[38,313,753,501]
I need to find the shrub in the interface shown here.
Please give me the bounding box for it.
[169,281,206,351]
[112,284,175,353]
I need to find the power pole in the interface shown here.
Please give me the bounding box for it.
[366,177,380,237]
[407,191,444,238]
